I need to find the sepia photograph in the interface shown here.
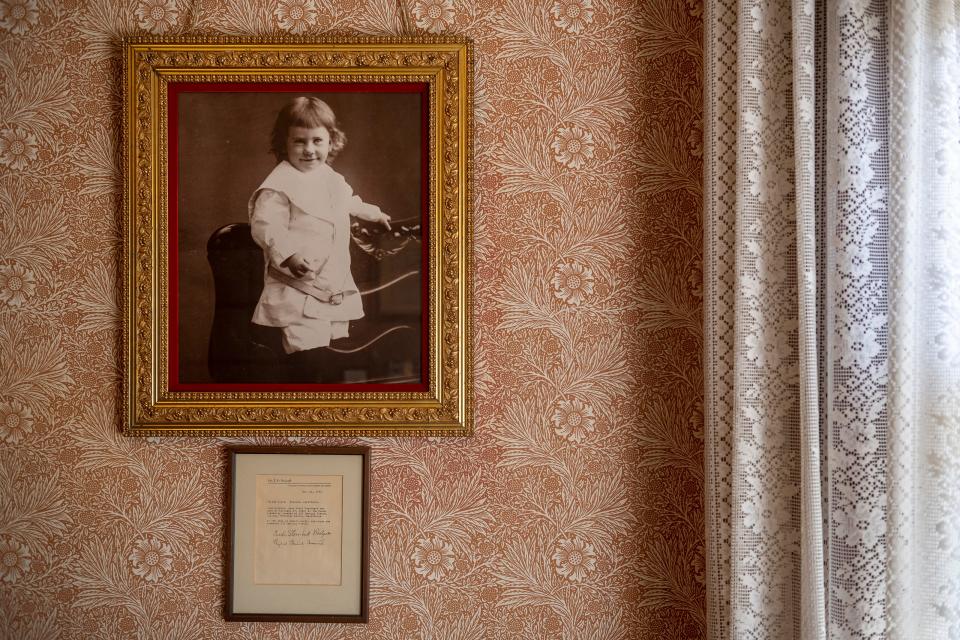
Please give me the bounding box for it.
[172,84,427,390]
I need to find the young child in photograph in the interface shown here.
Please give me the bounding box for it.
[249,96,391,381]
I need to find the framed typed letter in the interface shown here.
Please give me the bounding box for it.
[121,37,472,436]
[226,446,369,622]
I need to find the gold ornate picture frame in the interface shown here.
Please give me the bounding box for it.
[121,37,472,436]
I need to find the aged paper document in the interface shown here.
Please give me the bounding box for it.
[254,474,343,585]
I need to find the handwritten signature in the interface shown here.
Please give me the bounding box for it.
[272,528,332,547]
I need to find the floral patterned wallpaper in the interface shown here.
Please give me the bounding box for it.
[0,0,704,638]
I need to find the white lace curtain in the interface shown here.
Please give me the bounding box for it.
[704,1,960,638]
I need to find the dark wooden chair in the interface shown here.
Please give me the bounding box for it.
[206,220,423,384]
[206,223,284,383]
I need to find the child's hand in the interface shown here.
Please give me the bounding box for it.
[281,253,313,278]
[353,203,391,229]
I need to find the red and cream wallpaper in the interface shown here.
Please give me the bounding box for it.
[0,0,704,638]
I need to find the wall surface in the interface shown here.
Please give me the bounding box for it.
[0,0,704,638]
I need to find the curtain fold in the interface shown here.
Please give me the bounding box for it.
[705,1,960,638]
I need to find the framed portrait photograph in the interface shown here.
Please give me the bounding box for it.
[225,446,369,623]
[121,37,472,436]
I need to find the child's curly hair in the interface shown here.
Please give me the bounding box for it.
[270,96,347,163]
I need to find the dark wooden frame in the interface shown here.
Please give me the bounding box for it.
[224,446,370,623]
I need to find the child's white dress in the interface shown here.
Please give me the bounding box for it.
[249,160,383,353]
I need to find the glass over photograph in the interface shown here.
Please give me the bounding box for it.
[171,85,427,390]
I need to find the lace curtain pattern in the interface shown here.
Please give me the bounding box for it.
[705,1,960,638]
